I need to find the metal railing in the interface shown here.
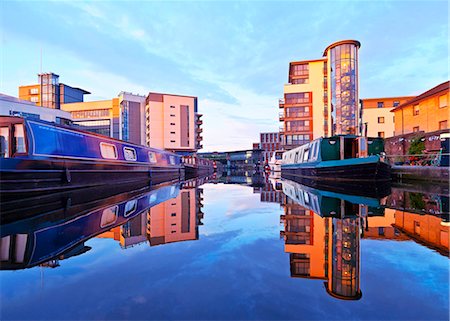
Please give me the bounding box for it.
[385,152,449,167]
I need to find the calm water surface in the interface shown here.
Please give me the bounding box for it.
[1,174,449,320]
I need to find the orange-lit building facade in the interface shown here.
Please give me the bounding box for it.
[280,40,361,150]
[360,96,413,138]
[392,81,449,136]
[146,92,202,153]
[18,72,90,109]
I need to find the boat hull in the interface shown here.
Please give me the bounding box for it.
[0,157,183,200]
[282,158,391,182]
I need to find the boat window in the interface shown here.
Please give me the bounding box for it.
[275,152,283,160]
[124,200,138,217]
[100,206,118,228]
[169,156,176,165]
[123,147,137,161]
[0,127,9,158]
[303,148,309,162]
[13,124,26,154]
[148,152,157,163]
[309,143,316,161]
[1,236,11,261]
[100,143,118,159]
[14,234,28,263]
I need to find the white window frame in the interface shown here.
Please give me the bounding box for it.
[100,142,118,159]
[123,147,137,161]
[148,151,157,163]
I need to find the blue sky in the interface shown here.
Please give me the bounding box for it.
[0,0,448,151]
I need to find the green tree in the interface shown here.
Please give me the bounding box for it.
[408,136,425,155]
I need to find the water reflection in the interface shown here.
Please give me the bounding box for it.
[272,176,449,300]
[0,176,214,270]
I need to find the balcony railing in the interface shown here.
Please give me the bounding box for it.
[279,112,285,120]
[279,99,285,105]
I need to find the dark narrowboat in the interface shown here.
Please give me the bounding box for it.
[282,135,391,182]
[0,182,180,270]
[0,116,183,197]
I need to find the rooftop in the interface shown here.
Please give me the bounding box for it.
[391,81,449,112]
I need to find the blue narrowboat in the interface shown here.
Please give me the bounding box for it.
[282,135,391,182]
[0,116,183,196]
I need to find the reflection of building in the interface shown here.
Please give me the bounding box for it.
[97,180,206,248]
[360,96,413,138]
[362,209,408,241]
[259,132,282,163]
[147,187,199,246]
[145,92,202,153]
[394,211,449,255]
[19,72,90,109]
[279,40,361,150]
[280,195,362,300]
[392,81,449,136]
[253,178,284,204]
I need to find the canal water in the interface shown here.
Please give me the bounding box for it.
[1,174,449,320]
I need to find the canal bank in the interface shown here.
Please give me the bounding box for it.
[391,165,450,183]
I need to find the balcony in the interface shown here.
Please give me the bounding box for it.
[279,112,285,121]
[197,119,203,125]
[197,135,203,141]
[197,128,203,133]
[279,99,285,107]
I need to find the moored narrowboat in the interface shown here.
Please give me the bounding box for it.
[282,135,391,182]
[0,116,183,197]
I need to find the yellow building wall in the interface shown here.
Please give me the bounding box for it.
[394,91,449,135]
[61,99,114,116]
[362,97,413,138]
[18,85,41,105]
[283,60,325,140]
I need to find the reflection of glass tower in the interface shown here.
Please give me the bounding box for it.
[323,40,361,136]
[325,215,362,300]
[281,184,363,300]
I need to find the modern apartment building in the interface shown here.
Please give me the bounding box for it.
[61,99,120,138]
[360,96,413,138]
[280,40,361,150]
[391,81,449,136]
[259,132,282,163]
[118,92,146,145]
[19,72,90,109]
[146,92,202,153]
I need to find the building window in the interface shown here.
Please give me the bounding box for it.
[413,105,419,116]
[13,124,26,154]
[439,120,447,130]
[171,213,176,217]
[285,93,310,104]
[170,131,175,134]
[170,123,175,125]
[393,101,400,107]
[170,105,175,108]
[378,117,385,124]
[377,102,384,108]
[378,132,385,138]
[413,126,420,132]
[439,95,447,108]
[170,114,175,117]
[30,96,39,103]
[170,140,175,143]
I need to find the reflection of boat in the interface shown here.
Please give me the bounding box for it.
[0,116,183,199]
[282,135,391,182]
[0,183,180,270]
[281,178,386,218]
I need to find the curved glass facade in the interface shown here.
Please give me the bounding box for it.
[328,42,359,135]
